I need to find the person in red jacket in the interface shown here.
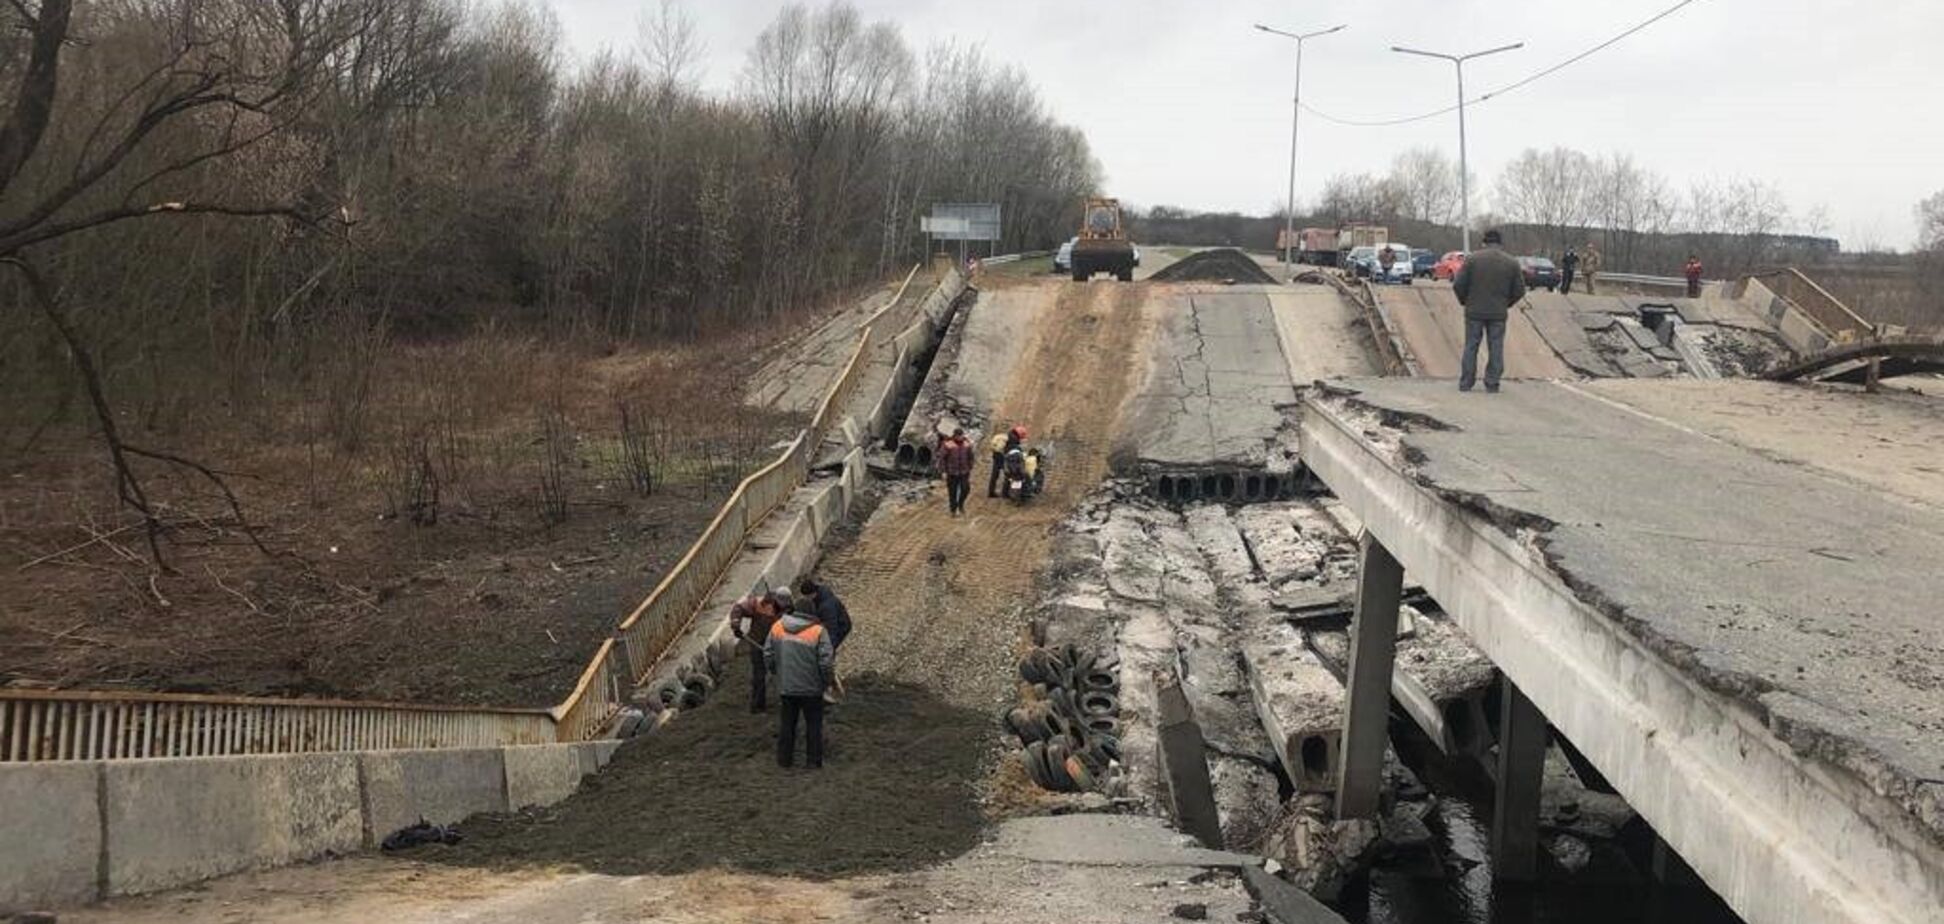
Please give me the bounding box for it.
[726,590,785,712]
[935,427,976,516]
[1683,254,1704,298]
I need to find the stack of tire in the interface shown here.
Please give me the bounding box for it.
[1005,644,1122,792]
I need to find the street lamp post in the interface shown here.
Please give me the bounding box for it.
[1256,23,1345,282]
[1392,42,1522,254]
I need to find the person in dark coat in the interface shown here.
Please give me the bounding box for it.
[1451,229,1528,393]
[797,577,852,704]
[796,578,852,650]
[1559,247,1579,295]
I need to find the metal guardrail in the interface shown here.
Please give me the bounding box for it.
[2,263,934,763]
[1,689,554,762]
[1596,272,1691,290]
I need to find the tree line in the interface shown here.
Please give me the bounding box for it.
[0,0,1099,446]
[1133,144,1855,278]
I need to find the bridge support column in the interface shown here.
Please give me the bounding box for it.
[1491,677,1548,881]
[1336,530,1402,819]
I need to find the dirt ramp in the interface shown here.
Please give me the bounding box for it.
[1150,248,1278,285]
[411,665,988,878]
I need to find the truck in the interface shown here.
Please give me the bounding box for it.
[1279,227,1340,266]
[1070,197,1136,282]
[1337,224,1388,253]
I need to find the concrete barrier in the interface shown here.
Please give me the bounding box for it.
[105,753,364,898]
[358,748,507,844]
[0,741,615,913]
[0,762,101,910]
[505,744,587,808]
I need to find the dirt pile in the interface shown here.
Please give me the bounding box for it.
[410,660,989,878]
[1150,249,1278,285]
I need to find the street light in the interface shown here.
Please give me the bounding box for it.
[1257,23,1345,282]
[1391,41,1522,254]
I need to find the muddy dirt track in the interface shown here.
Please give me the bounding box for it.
[401,279,1162,878]
[826,281,1155,709]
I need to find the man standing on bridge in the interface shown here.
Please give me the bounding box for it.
[1560,247,1580,295]
[727,590,786,712]
[1452,229,1527,394]
[1684,253,1705,298]
[1580,240,1603,294]
[765,595,834,769]
[936,427,975,516]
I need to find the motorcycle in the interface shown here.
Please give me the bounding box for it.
[1005,447,1048,503]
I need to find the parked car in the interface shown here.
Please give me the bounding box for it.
[1372,243,1414,285]
[1518,256,1562,291]
[1344,245,1378,278]
[1432,251,1466,281]
[1052,237,1076,273]
[1411,248,1437,277]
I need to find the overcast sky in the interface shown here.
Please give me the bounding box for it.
[548,0,1943,250]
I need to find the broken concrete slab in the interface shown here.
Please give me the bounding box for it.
[1127,288,1298,468]
[1243,629,1345,792]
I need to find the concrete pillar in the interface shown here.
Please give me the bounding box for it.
[1491,677,1548,882]
[1335,530,1403,819]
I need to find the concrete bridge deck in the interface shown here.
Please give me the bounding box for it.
[1301,377,1944,924]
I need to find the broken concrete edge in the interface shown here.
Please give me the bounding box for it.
[1301,385,1944,853]
[0,741,620,913]
[890,280,979,465]
[1307,386,1555,539]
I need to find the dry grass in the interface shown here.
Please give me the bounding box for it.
[0,330,798,706]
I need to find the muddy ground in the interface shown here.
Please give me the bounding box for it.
[410,658,991,878]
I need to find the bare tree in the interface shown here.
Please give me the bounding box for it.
[637,0,703,91]
[1,0,365,569]
[1388,147,1460,226]
[1916,190,1944,252]
[1492,147,1594,254]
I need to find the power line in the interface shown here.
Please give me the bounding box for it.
[1299,0,1706,128]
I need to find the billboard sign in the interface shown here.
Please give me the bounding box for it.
[923,203,1001,242]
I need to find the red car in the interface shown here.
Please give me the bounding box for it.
[1431,251,1466,281]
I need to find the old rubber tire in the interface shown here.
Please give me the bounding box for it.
[1085,715,1122,737]
[1083,670,1120,694]
[1081,691,1119,716]
[1065,754,1096,790]
[1022,741,1052,787]
[1004,707,1035,744]
[1117,269,1133,282]
[1072,269,1086,282]
[1044,741,1076,791]
[652,677,687,708]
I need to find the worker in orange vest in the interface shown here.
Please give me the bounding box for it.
[765,596,835,768]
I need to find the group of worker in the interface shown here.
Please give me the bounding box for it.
[1557,242,1603,294]
[931,424,1044,516]
[724,578,851,769]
